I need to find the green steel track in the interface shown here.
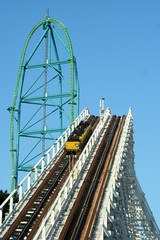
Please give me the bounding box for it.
[10,18,79,191]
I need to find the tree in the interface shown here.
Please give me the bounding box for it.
[0,190,9,219]
[0,190,18,220]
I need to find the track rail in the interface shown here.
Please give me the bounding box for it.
[3,151,69,239]
[2,116,99,240]
[59,115,125,240]
[80,115,126,239]
[0,108,90,230]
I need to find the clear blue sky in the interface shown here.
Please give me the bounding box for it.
[0,0,160,227]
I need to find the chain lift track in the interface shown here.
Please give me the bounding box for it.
[1,116,99,240]
[0,108,90,238]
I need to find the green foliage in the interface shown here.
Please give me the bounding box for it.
[0,190,9,204]
[0,190,19,220]
[0,190,9,219]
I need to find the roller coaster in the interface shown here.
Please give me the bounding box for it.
[0,15,159,239]
[0,108,159,239]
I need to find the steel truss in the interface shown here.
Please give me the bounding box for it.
[93,108,160,239]
[9,17,79,191]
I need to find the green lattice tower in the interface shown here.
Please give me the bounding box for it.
[9,18,79,191]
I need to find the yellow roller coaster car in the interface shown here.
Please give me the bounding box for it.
[65,125,91,152]
[65,115,98,153]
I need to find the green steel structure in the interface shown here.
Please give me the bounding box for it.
[9,18,79,191]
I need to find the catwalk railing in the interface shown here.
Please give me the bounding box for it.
[92,108,133,239]
[0,108,90,227]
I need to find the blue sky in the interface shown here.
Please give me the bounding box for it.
[0,0,160,227]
